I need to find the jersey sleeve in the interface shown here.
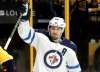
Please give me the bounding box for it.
[18,20,39,49]
[66,48,81,72]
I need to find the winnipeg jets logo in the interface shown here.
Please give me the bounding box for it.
[49,55,58,64]
[44,50,62,69]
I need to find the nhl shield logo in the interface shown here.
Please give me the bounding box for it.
[44,50,62,69]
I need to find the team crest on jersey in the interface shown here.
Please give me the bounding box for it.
[44,50,62,69]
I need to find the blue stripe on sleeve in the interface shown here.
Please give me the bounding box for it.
[66,64,80,69]
[30,31,35,43]
[23,29,35,43]
[23,29,31,40]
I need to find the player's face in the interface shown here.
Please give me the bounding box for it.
[49,26,63,40]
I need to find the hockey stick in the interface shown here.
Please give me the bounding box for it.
[4,14,23,50]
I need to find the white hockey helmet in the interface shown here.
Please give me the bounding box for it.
[48,17,66,32]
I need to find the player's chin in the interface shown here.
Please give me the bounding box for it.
[52,36,59,40]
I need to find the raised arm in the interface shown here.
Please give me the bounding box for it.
[17,3,38,48]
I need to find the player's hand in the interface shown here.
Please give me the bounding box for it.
[17,2,29,16]
[21,3,29,16]
[17,2,30,20]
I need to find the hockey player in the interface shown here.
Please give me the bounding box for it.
[18,3,81,72]
[0,46,15,72]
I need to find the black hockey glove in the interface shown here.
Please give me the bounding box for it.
[17,2,30,20]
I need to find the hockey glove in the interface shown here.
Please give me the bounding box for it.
[17,2,30,20]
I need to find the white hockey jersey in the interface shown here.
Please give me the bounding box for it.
[18,20,81,72]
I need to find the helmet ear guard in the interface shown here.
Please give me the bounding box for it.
[48,17,66,32]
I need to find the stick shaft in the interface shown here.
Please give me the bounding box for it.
[4,14,22,50]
